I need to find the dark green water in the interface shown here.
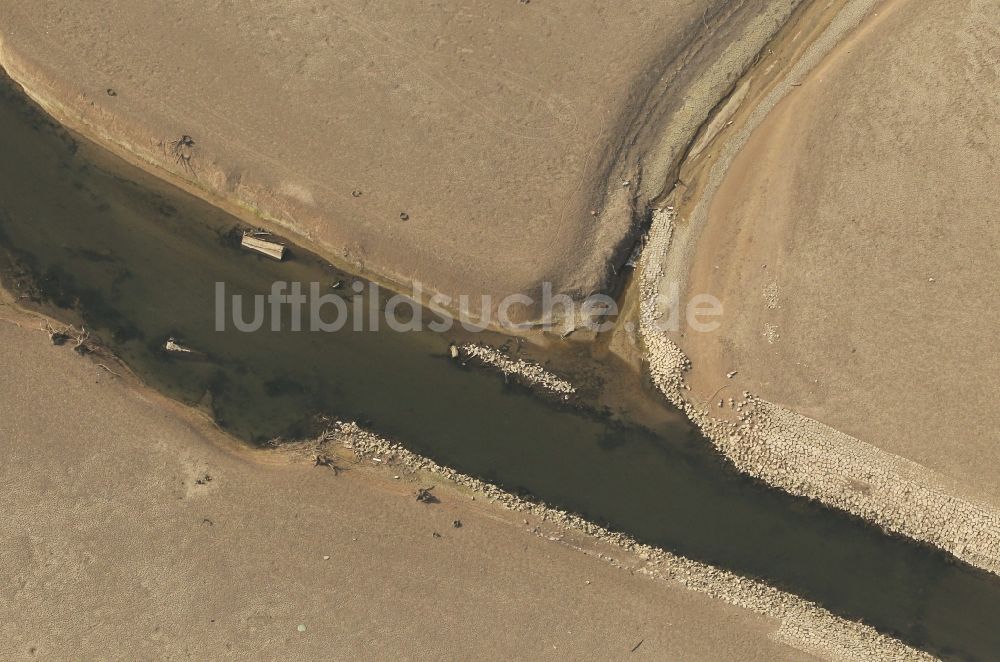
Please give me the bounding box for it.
[1,71,998,660]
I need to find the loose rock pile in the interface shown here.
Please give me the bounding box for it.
[638,207,1000,577]
[457,343,576,397]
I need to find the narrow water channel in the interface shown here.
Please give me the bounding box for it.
[0,70,997,660]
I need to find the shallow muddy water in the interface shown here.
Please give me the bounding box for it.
[1,70,998,659]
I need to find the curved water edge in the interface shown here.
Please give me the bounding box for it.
[0,68,998,661]
[639,0,1000,579]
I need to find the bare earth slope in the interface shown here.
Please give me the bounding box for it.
[635,0,1000,571]
[680,0,1000,508]
[0,309,809,661]
[0,0,797,323]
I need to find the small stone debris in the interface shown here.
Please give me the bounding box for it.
[928,277,936,283]
[106,88,117,97]
[194,473,213,485]
[726,371,738,379]
[399,212,410,221]
[432,531,442,538]
[297,624,306,633]
[322,555,330,561]
[452,519,463,528]
[351,189,362,197]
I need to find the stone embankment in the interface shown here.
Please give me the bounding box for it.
[638,208,1000,577]
[298,420,933,661]
[456,343,576,398]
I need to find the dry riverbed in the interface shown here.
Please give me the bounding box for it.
[0,0,991,657]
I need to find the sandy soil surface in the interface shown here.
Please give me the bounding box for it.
[0,304,809,660]
[0,0,801,325]
[673,0,1000,509]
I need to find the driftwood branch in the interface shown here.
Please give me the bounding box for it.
[43,321,90,353]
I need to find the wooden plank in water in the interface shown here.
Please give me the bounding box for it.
[241,234,286,260]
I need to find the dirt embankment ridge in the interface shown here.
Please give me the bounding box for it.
[0,0,804,328]
[640,0,1000,575]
